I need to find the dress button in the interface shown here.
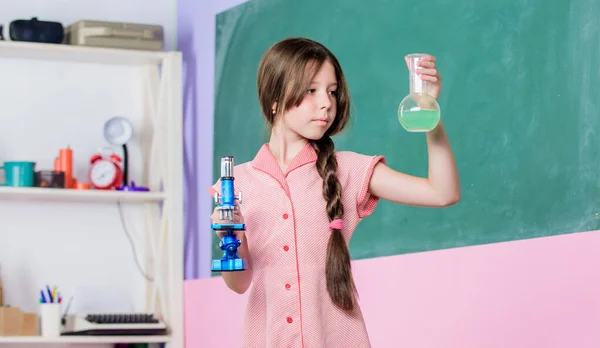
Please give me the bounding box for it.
[285,284,291,290]
[286,317,293,323]
[283,213,289,219]
[283,245,289,251]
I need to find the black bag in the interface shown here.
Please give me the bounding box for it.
[2,17,64,44]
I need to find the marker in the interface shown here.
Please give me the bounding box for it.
[46,285,53,303]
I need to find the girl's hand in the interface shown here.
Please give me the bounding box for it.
[406,55,442,100]
[211,201,245,240]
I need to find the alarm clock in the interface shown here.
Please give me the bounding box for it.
[88,152,123,190]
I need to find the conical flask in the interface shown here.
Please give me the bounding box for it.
[398,53,441,132]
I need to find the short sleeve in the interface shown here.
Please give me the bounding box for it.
[336,151,386,219]
[356,155,386,218]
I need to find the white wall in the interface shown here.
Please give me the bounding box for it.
[0,1,176,347]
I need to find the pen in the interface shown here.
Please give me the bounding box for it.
[46,285,53,303]
[40,290,47,303]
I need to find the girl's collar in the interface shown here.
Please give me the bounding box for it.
[251,142,317,184]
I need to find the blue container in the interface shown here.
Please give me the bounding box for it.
[0,161,36,187]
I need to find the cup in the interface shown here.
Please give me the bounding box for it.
[39,303,61,337]
[0,161,36,187]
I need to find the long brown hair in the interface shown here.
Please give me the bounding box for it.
[257,37,356,310]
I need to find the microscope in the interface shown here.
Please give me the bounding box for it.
[211,156,248,272]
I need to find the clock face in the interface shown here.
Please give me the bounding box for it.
[90,160,117,188]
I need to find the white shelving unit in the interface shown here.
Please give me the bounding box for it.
[0,187,167,203]
[0,41,183,348]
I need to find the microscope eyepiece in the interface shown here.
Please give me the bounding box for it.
[221,156,234,178]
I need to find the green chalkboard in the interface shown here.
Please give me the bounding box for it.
[212,0,600,262]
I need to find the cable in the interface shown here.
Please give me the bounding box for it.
[117,201,154,282]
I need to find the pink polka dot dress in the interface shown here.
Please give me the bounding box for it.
[209,142,385,348]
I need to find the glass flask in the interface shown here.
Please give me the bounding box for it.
[398,53,441,132]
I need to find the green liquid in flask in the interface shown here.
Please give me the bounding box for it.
[397,53,441,132]
[398,109,440,132]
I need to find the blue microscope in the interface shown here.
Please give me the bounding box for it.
[211,156,248,272]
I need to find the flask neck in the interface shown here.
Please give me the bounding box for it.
[407,54,430,94]
[410,72,430,94]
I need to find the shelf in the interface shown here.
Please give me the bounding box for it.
[0,40,173,66]
[0,335,170,344]
[0,36,184,348]
[0,187,166,203]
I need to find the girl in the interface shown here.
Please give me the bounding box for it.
[209,37,459,348]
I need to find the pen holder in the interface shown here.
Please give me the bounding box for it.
[39,303,61,337]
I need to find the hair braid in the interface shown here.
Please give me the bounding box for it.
[313,136,357,311]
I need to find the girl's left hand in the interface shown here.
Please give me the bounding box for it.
[407,55,442,100]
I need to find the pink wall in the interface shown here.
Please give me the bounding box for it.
[184,230,600,347]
